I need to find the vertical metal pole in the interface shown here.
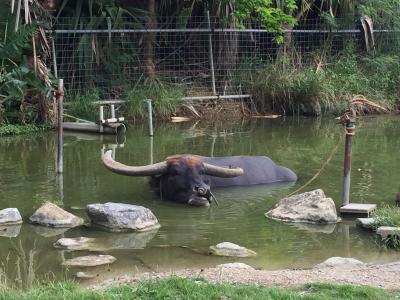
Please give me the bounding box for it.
[342,119,355,206]
[52,37,58,78]
[206,11,217,95]
[99,105,104,133]
[146,99,154,136]
[149,137,154,164]
[57,79,64,174]
[110,104,115,119]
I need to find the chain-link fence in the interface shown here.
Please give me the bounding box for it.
[50,15,399,102]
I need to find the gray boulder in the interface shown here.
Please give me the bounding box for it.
[377,226,400,240]
[265,189,339,224]
[29,203,83,228]
[210,242,256,257]
[314,257,364,268]
[356,218,376,229]
[86,203,160,232]
[62,255,116,267]
[0,208,22,225]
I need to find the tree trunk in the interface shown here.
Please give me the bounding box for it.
[143,0,157,81]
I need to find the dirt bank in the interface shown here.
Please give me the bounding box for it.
[90,260,400,291]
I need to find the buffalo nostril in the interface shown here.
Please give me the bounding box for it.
[197,187,207,195]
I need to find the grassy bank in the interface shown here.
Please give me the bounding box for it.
[372,206,400,249]
[0,124,53,136]
[0,278,398,300]
[251,52,400,116]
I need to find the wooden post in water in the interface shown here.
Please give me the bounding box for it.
[342,117,355,206]
[206,11,217,95]
[57,79,64,174]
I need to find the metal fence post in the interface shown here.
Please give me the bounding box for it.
[146,99,154,136]
[57,79,64,174]
[206,11,217,95]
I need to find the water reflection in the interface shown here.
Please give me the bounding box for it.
[0,116,400,287]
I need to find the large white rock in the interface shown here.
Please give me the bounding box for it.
[86,203,160,232]
[0,208,22,225]
[62,255,116,267]
[29,203,83,228]
[314,257,364,268]
[265,189,339,224]
[209,242,256,257]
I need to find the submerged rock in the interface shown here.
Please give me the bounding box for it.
[209,242,256,257]
[29,203,83,228]
[314,257,364,268]
[377,226,400,240]
[356,218,376,229]
[86,203,160,232]
[0,208,22,225]
[76,271,99,279]
[62,255,116,267]
[0,224,22,238]
[216,263,255,270]
[265,189,339,224]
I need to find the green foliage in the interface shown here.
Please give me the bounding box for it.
[66,89,101,122]
[123,82,184,120]
[231,0,297,43]
[0,278,396,300]
[252,50,400,115]
[0,25,53,124]
[0,124,52,136]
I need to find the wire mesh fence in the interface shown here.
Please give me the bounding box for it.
[50,15,399,102]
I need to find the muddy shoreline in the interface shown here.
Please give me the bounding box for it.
[89,260,400,291]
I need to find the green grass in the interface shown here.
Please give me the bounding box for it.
[0,278,398,300]
[251,51,400,116]
[0,124,52,136]
[123,81,184,121]
[66,89,101,122]
[372,206,400,230]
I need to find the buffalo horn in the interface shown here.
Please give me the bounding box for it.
[102,150,168,176]
[203,163,243,178]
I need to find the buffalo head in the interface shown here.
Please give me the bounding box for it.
[102,150,243,206]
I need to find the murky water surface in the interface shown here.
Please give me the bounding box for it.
[1,116,399,288]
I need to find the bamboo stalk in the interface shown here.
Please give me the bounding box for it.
[15,0,22,32]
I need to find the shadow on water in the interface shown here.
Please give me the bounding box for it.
[1,116,400,286]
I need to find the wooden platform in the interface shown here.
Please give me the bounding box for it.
[340,203,377,217]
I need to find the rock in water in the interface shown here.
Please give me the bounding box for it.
[29,203,83,228]
[209,242,256,257]
[0,208,22,225]
[265,189,339,224]
[0,225,22,238]
[86,203,160,232]
[314,257,364,268]
[62,255,116,267]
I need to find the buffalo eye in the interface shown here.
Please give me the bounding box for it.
[198,169,205,175]
[171,169,179,176]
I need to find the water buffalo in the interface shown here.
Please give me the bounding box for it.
[102,151,297,206]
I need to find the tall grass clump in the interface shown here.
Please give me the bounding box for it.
[372,205,400,249]
[66,89,100,122]
[123,82,184,121]
[252,49,400,116]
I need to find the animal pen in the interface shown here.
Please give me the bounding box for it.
[49,15,398,106]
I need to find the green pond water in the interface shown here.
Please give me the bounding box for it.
[0,116,399,288]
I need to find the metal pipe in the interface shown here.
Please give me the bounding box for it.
[51,37,58,78]
[182,94,252,101]
[50,28,369,34]
[342,119,355,206]
[206,11,217,95]
[57,79,64,174]
[99,105,104,133]
[110,104,115,118]
[146,99,154,136]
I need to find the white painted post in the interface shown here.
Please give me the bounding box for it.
[99,105,104,133]
[146,99,154,136]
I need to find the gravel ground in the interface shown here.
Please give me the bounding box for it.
[90,260,400,291]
